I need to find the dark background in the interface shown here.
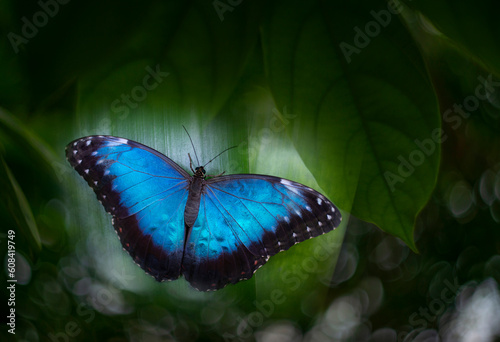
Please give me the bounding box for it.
[1,0,500,341]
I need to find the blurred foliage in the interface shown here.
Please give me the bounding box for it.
[0,0,499,341]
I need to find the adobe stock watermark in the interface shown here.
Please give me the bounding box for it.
[110,64,170,120]
[7,0,70,54]
[213,0,243,21]
[385,74,500,192]
[80,64,169,141]
[223,106,297,174]
[235,106,297,164]
[397,277,462,342]
[52,64,169,184]
[223,233,341,341]
[339,0,404,63]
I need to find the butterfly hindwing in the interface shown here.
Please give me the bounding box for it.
[66,136,190,281]
[182,175,341,290]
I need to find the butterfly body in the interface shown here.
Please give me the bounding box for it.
[66,135,341,291]
[184,167,205,230]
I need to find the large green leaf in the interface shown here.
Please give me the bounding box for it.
[262,0,440,251]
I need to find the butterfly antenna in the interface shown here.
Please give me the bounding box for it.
[203,145,237,168]
[183,125,200,166]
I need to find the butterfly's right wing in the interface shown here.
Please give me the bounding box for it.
[182,174,341,291]
[66,136,190,281]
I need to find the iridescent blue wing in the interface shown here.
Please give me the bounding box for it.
[182,175,341,291]
[66,136,189,281]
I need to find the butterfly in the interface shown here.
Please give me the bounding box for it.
[66,135,341,291]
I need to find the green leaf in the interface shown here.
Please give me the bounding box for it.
[262,0,440,251]
[0,108,60,169]
[403,0,500,75]
[237,94,347,316]
[75,0,264,120]
[0,158,41,250]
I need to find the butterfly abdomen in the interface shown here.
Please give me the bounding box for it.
[184,176,204,230]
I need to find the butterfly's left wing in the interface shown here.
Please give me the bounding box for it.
[66,136,190,281]
[182,175,341,291]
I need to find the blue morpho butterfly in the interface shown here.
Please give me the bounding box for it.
[66,133,342,291]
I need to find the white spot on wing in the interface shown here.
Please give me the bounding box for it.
[280,179,293,186]
[115,138,128,144]
[318,221,323,227]
[84,169,89,174]
[86,140,91,146]
[104,170,110,176]
[327,214,332,220]
[91,151,98,156]
[77,159,82,164]
[306,205,312,212]
[317,198,323,205]
[284,216,290,223]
